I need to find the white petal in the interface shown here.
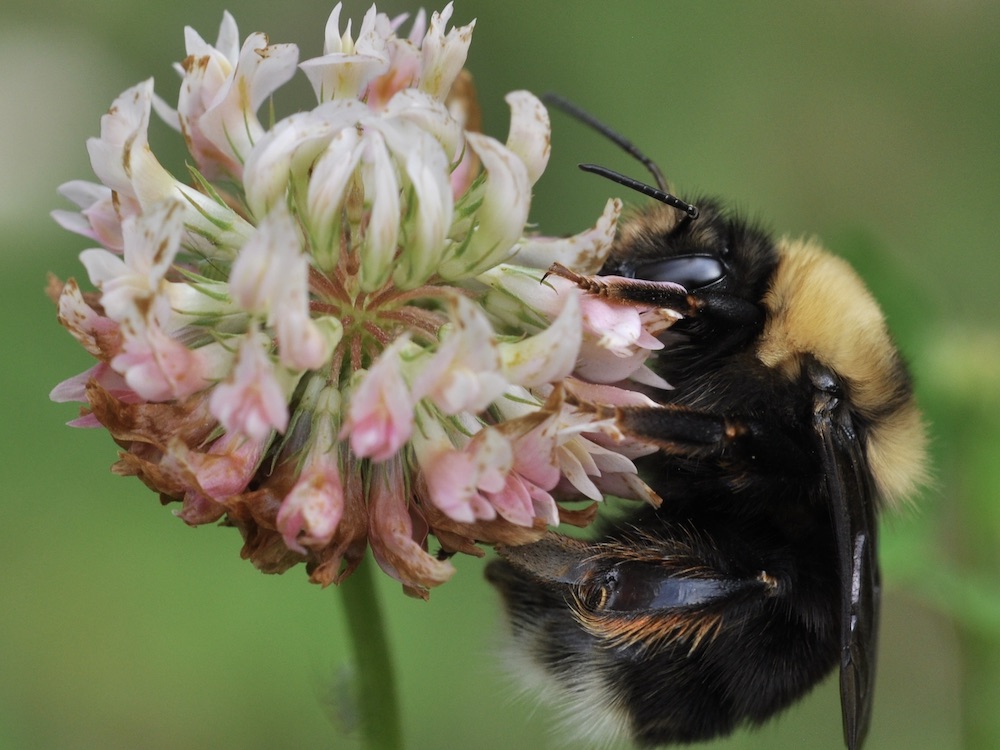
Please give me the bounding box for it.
[125,198,186,281]
[244,101,364,217]
[300,5,390,101]
[374,121,452,289]
[228,202,300,314]
[382,89,462,162]
[417,4,474,100]
[78,248,127,289]
[196,33,300,175]
[512,198,622,274]
[500,289,582,387]
[504,91,550,187]
[438,132,530,280]
[305,127,364,269]
[86,80,175,203]
[359,130,400,291]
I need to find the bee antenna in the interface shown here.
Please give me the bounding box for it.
[579,163,700,219]
[542,92,670,193]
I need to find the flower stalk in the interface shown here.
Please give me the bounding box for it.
[340,557,403,750]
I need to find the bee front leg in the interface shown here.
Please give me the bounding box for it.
[548,262,764,330]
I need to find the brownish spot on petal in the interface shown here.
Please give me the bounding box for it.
[86,381,217,448]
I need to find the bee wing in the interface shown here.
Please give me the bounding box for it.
[814,388,881,750]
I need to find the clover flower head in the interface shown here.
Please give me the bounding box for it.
[50,3,678,596]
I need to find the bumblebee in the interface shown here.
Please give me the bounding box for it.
[486,97,927,749]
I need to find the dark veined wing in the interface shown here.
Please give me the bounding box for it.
[810,361,881,750]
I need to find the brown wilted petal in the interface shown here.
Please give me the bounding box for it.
[86,380,217,448]
[369,459,454,599]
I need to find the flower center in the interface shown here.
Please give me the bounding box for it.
[308,264,449,378]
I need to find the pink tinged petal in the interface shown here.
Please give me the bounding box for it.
[503,91,550,186]
[422,452,491,523]
[527,483,560,528]
[55,180,111,217]
[417,4,475,101]
[484,415,562,527]
[369,460,455,597]
[512,198,622,274]
[500,289,582,388]
[277,454,344,554]
[342,337,415,461]
[78,248,127,293]
[52,363,137,428]
[509,418,562,491]
[422,427,512,523]
[231,203,339,371]
[209,330,289,440]
[411,296,506,414]
[485,475,535,527]
[50,362,131,404]
[52,208,100,243]
[171,431,267,501]
[194,33,300,179]
[112,322,211,401]
[439,132,531,280]
[562,379,661,408]
[51,180,131,250]
[574,342,651,384]
[67,414,103,429]
[580,296,662,357]
[358,129,400,291]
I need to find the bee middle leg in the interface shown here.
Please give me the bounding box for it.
[613,404,811,474]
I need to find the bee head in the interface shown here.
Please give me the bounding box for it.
[603,198,778,305]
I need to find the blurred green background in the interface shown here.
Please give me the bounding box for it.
[2,1,998,748]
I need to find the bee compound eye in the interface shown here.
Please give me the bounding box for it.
[580,569,619,611]
[635,255,725,289]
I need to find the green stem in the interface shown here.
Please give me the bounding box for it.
[339,557,404,750]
